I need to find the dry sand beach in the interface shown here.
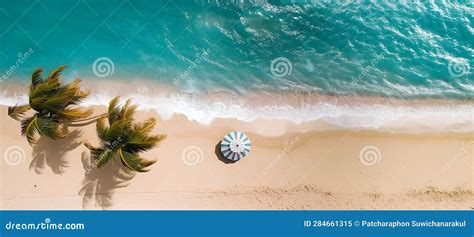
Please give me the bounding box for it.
[1,89,473,210]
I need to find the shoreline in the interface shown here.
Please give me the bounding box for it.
[1,80,474,134]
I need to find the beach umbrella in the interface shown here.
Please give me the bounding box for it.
[220,131,251,161]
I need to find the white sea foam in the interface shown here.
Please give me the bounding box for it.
[2,86,473,134]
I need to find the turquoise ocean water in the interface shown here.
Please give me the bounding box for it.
[0,0,473,129]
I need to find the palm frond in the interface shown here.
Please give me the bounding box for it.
[123,117,165,153]
[67,83,90,106]
[47,65,67,81]
[133,118,157,135]
[32,94,70,113]
[108,97,121,124]
[124,133,166,153]
[59,79,89,101]
[29,80,61,106]
[14,66,94,146]
[96,117,109,141]
[87,97,165,172]
[104,119,131,142]
[124,105,137,121]
[57,108,93,121]
[20,115,39,145]
[29,66,66,103]
[35,116,66,140]
[31,68,44,86]
[118,149,156,172]
[84,142,115,168]
[8,104,31,121]
[121,99,137,121]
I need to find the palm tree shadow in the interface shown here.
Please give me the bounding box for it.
[30,129,83,174]
[79,151,136,209]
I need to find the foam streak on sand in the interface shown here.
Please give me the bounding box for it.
[1,80,474,134]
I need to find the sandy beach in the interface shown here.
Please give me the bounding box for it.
[1,101,473,210]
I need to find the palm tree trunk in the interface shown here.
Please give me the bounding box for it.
[73,113,108,122]
[66,113,108,127]
[67,120,99,127]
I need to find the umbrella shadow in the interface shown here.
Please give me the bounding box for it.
[79,151,136,209]
[30,129,83,174]
[215,141,237,164]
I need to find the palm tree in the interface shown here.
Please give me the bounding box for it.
[84,97,166,172]
[8,66,102,146]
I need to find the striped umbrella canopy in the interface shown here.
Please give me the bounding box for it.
[220,131,251,161]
